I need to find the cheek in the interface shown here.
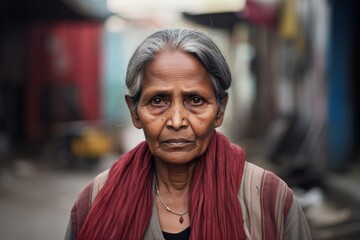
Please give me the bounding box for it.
[189,112,217,137]
[142,122,161,137]
[194,124,215,141]
[138,114,164,140]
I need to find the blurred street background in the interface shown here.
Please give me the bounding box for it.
[1,0,360,239]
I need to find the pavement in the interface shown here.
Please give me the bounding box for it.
[0,156,115,240]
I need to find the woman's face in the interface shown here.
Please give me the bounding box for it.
[126,50,227,165]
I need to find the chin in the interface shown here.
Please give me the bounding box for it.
[156,152,200,166]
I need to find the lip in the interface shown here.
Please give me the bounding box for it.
[161,138,193,144]
[160,138,194,149]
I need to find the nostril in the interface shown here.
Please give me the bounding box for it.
[165,116,188,130]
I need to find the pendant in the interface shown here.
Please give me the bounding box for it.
[179,216,184,224]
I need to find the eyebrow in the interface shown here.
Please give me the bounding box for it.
[142,90,171,97]
[141,85,215,100]
[181,90,210,97]
[143,89,211,97]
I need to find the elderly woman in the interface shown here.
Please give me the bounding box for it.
[66,28,311,240]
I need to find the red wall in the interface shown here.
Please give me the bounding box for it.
[26,21,101,140]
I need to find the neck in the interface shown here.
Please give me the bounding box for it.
[154,159,195,230]
[154,159,196,192]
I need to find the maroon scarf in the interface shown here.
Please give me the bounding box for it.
[78,131,245,239]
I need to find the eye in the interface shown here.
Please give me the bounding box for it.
[151,96,166,106]
[188,96,204,106]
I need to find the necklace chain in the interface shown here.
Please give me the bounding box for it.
[155,189,189,217]
[155,183,189,224]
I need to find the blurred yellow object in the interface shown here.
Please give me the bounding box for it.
[279,0,305,51]
[279,0,299,41]
[71,126,113,158]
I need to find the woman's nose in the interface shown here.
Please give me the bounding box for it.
[165,103,188,130]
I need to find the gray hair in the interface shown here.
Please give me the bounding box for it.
[126,28,231,109]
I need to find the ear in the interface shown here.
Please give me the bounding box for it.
[125,95,142,129]
[214,93,228,128]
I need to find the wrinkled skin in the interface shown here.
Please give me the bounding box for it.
[126,50,228,166]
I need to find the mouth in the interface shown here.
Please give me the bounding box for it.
[162,138,192,144]
[160,138,194,149]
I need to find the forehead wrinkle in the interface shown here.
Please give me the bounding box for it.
[148,50,208,79]
[142,50,214,100]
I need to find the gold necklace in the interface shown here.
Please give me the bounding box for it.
[155,187,189,224]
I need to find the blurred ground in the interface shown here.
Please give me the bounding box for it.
[0,155,116,240]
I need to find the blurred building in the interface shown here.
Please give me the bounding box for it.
[0,0,110,153]
[0,0,359,237]
[0,0,357,167]
[0,0,358,177]
[186,0,358,171]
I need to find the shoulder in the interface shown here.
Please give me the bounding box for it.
[90,169,110,204]
[241,162,293,203]
[70,169,110,238]
[239,162,296,239]
[241,162,294,214]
